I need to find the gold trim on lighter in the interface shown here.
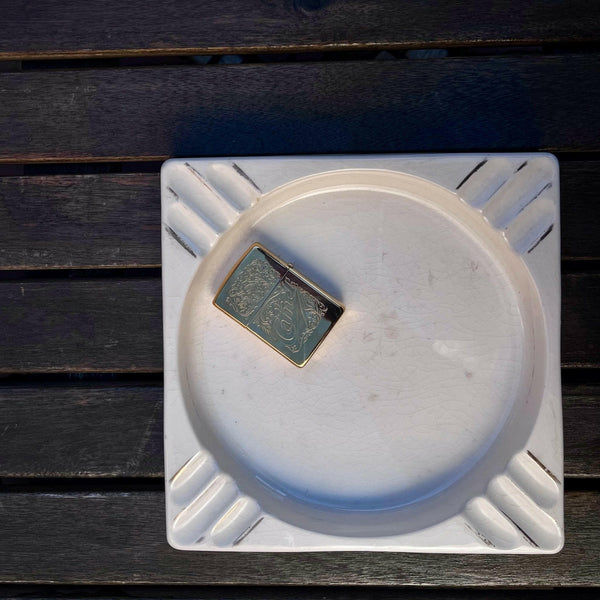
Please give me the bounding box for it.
[213,243,344,367]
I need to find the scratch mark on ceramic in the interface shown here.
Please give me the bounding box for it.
[487,475,562,550]
[230,162,262,192]
[456,159,488,190]
[166,200,219,255]
[464,521,495,548]
[526,450,561,485]
[165,225,196,257]
[456,158,513,209]
[484,158,554,229]
[514,182,553,218]
[507,452,560,509]
[504,190,555,255]
[463,496,521,549]
[527,224,554,254]
[206,162,262,210]
[166,185,179,199]
[232,516,264,546]
[497,508,539,548]
[171,164,230,231]
[184,161,242,220]
[211,497,262,547]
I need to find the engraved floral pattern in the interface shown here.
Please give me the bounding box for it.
[253,275,327,354]
[225,258,280,318]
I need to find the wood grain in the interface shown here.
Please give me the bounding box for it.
[3,590,598,600]
[0,160,598,268]
[562,273,600,368]
[1,1,598,60]
[561,161,600,260]
[564,386,600,478]
[1,56,600,163]
[0,174,161,269]
[0,273,596,372]
[0,490,596,585]
[0,386,164,478]
[0,278,163,373]
[0,4,596,592]
[0,384,596,478]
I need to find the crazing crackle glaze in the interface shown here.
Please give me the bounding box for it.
[161,154,562,553]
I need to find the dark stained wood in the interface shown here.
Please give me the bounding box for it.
[0,384,596,478]
[0,273,597,372]
[0,3,597,593]
[0,490,596,584]
[0,278,163,373]
[564,386,600,478]
[0,386,163,477]
[562,273,600,368]
[1,56,600,163]
[3,590,599,600]
[561,161,600,260]
[0,161,598,269]
[0,174,161,269]
[0,1,598,60]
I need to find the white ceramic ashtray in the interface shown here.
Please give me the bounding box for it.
[161,154,563,553]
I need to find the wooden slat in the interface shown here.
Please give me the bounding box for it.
[2,591,598,600]
[564,386,600,478]
[1,56,600,163]
[0,490,596,585]
[0,384,597,478]
[0,386,163,477]
[0,173,161,269]
[561,161,600,260]
[0,273,597,373]
[562,273,600,368]
[0,1,598,60]
[0,278,163,373]
[0,161,598,268]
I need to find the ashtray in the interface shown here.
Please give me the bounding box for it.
[161,154,563,553]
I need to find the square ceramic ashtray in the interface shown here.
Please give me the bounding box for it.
[161,154,563,553]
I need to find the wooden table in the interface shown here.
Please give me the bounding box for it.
[1,1,599,596]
